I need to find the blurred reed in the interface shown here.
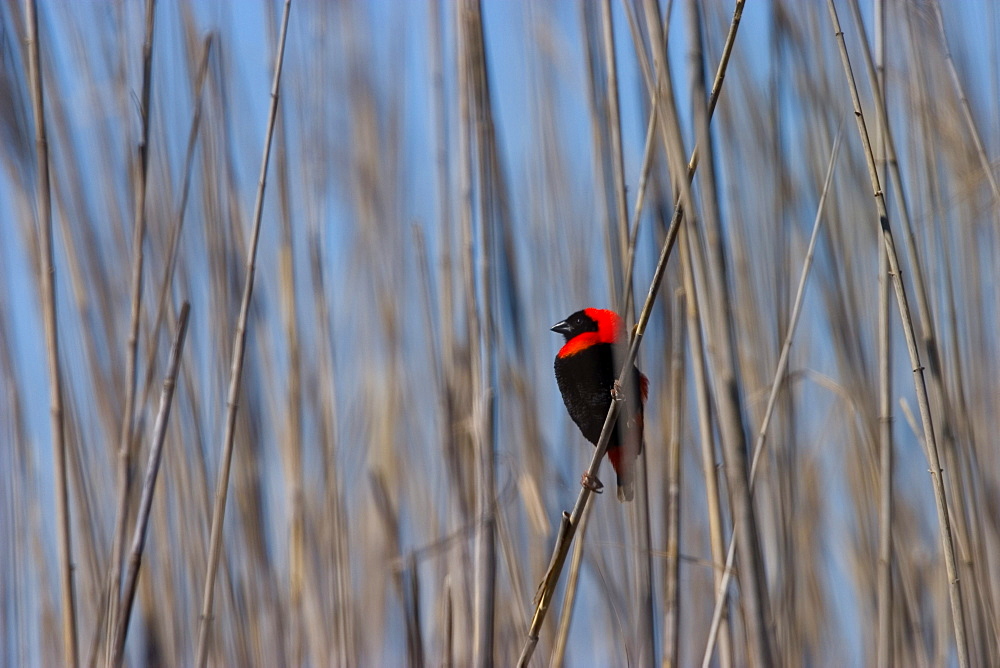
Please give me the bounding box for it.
[1,0,998,666]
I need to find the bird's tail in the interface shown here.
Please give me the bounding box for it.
[608,444,638,502]
[616,472,635,502]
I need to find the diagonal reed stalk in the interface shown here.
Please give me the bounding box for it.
[25,0,78,665]
[595,0,656,661]
[543,2,745,662]
[194,1,292,665]
[702,122,844,668]
[826,1,969,665]
[111,301,191,666]
[930,0,1000,208]
[517,5,748,661]
[106,3,157,663]
[136,33,213,426]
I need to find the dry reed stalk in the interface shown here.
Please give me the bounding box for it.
[907,10,999,656]
[594,1,656,661]
[195,1,292,664]
[548,499,591,668]
[662,289,684,668]
[598,0,630,310]
[455,0,499,663]
[106,3,156,662]
[930,0,1000,208]
[872,4,893,667]
[876,205,894,668]
[309,245,355,667]
[24,0,78,664]
[702,123,843,668]
[678,217,734,668]
[136,34,212,420]
[580,2,619,304]
[683,0,772,661]
[842,13,980,635]
[111,301,190,665]
[266,5,306,661]
[826,1,968,664]
[632,3,736,663]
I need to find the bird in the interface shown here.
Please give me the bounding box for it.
[552,308,648,501]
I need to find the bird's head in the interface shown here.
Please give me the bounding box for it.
[552,308,624,354]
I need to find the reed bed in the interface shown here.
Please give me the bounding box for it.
[1,1,998,666]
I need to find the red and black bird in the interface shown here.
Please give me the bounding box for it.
[552,308,648,501]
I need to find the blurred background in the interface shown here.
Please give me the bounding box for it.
[2,0,999,665]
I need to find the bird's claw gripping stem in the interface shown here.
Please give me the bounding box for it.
[581,471,604,494]
[611,379,624,402]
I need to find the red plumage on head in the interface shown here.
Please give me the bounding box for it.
[557,308,625,358]
[582,307,624,344]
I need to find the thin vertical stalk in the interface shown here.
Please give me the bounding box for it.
[443,577,454,668]
[846,0,983,656]
[876,208,893,668]
[580,2,618,303]
[268,2,304,660]
[826,2,968,665]
[873,3,893,667]
[629,447,656,666]
[106,2,156,662]
[459,0,497,663]
[194,2,292,665]
[430,0,454,374]
[455,1,477,660]
[111,302,191,666]
[662,290,684,668]
[703,125,843,668]
[430,1,467,657]
[622,108,658,320]
[685,0,773,663]
[25,0,77,665]
[679,219,733,668]
[598,0,631,311]
[308,240,354,667]
[610,5,654,655]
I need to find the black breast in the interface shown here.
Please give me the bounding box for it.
[554,342,631,447]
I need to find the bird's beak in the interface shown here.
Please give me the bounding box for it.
[551,320,572,335]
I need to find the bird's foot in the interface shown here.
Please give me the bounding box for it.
[581,471,604,494]
[611,379,624,402]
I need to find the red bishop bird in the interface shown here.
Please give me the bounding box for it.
[552,308,649,501]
